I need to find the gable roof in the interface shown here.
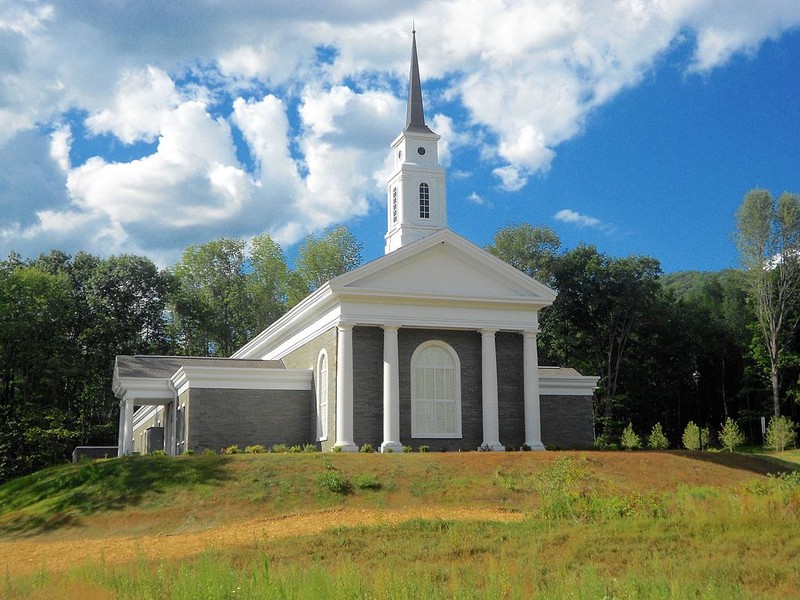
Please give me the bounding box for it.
[234,229,556,360]
[330,228,557,305]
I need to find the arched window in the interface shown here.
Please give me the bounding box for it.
[411,341,461,438]
[392,187,398,224]
[419,183,430,219]
[316,350,329,441]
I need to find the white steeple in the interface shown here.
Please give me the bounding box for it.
[385,30,447,254]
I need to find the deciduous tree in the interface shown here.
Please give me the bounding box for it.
[735,189,800,416]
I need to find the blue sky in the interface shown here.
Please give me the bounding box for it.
[1,2,799,273]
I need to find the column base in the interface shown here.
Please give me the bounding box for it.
[523,442,547,451]
[479,442,505,452]
[380,441,404,454]
[333,441,358,453]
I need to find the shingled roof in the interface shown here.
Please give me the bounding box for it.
[115,355,285,379]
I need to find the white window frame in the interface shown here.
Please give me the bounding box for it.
[419,183,430,219]
[316,349,329,441]
[410,340,462,438]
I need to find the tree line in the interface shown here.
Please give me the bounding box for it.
[1,190,798,482]
[0,227,362,482]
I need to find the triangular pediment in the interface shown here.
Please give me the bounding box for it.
[331,229,556,305]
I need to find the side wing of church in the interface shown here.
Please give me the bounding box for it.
[112,32,598,456]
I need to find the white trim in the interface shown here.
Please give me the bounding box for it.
[410,340,462,439]
[170,366,312,396]
[316,349,329,442]
[539,368,600,396]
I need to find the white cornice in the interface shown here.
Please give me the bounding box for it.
[171,366,312,396]
[113,376,174,403]
[540,373,600,396]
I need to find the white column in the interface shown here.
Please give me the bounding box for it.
[117,400,125,457]
[480,329,504,451]
[334,323,358,452]
[121,397,134,456]
[523,331,546,450]
[381,325,403,453]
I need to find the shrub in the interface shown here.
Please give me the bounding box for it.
[244,444,266,454]
[302,443,319,453]
[271,444,289,453]
[222,445,241,455]
[402,445,412,453]
[288,445,303,453]
[149,450,168,457]
[681,421,709,450]
[620,423,641,450]
[316,471,349,494]
[719,418,745,452]
[183,449,194,456]
[765,416,797,452]
[332,446,342,453]
[353,473,381,490]
[521,444,532,452]
[647,423,670,450]
[360,443,375,453]
[418,445,430,453]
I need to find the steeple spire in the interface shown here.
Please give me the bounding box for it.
[385,28,446,254]
[405,29,432,133]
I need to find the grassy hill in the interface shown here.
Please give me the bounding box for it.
[1,450,799,599]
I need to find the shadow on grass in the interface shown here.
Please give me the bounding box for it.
[0,454,232,535]
[670,449,800,476]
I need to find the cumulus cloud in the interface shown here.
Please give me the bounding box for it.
[0,0,798,261]
[85,66,181,143]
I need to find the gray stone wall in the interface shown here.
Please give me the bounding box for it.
[496,332,526,449]
[352,326,384,448]
[281,327,336,450]
[187,388,312,452]
[398,328,484,451]
[540,394,595,449]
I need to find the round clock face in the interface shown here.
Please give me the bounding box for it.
[417,146,426,156]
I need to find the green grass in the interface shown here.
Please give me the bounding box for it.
[0,454,232,533]
[2,451,800,598]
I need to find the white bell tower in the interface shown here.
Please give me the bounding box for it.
[385,30,447,254]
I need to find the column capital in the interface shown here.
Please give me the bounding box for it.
[480,328,498,336]
[522,329,539,338]
[382,324,400,333]
[337,322,354,332]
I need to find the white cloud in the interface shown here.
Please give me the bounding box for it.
[85,66,181,143]
[554,208,614,233]
[0,0,799,261]
[49,125,71,173]
[492,165,528,192]
[466,191,489,207]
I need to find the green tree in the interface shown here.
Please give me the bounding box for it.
[647,423,670,450]
[544,245,662,436]
[292,226,363,301]
[735,189,800,416]
[620,423,641,450]
[765,415,797,452]
[171,238,250,356]
[486,223,561,284]
[719,418,745,452]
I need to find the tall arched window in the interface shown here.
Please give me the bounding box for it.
[411,341,461,438]
[419,183,430,219]
[316,350,329,441]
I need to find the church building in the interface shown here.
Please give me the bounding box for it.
[113,33,598,455]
